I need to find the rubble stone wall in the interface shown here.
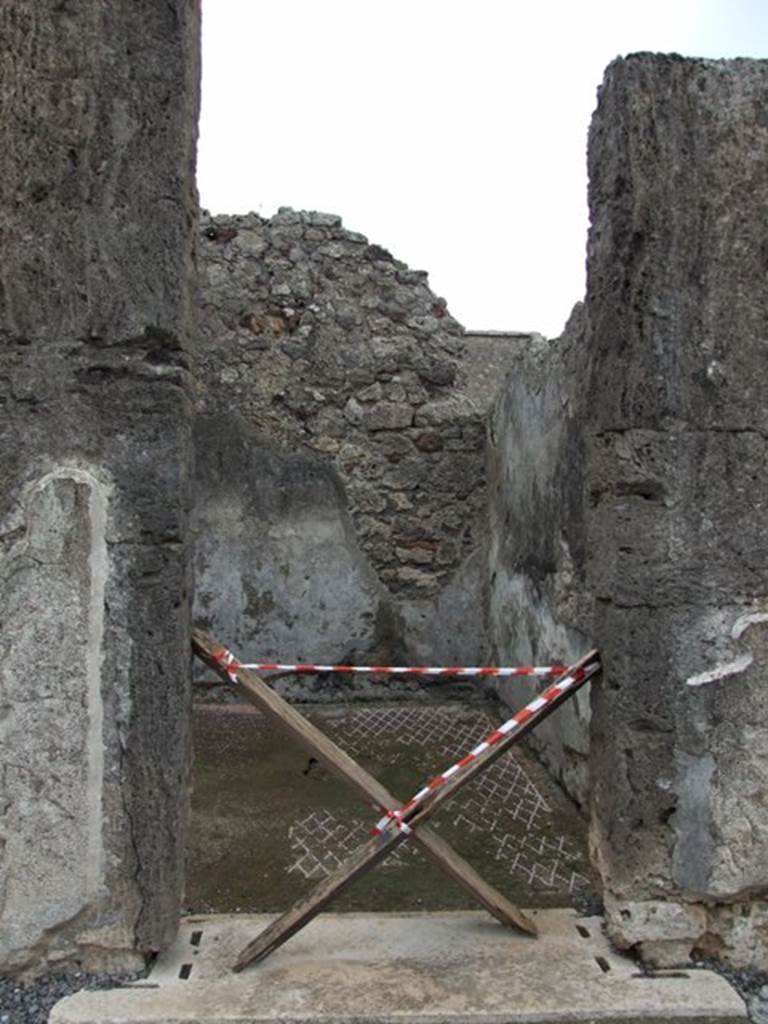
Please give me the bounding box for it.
[195,213,529,669]
[4,15,767,981]
[197,211,477,597]
[0,0,199,974]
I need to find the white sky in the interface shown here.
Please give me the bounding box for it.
[198,1,768,337]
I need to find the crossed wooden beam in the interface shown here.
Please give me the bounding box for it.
[192,628,600,971]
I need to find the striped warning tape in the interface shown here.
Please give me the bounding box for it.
[212,646,241,685]
[239,661,568,678]
[209,642,597,841]
[214,647,567,684]
[370,658,600,836]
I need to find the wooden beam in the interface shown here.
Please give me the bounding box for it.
[402,651,600,830]
[192,629,537,936]
[232,649,601,970]
[234,827,409,971]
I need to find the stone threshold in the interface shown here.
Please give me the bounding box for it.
[50,909,746,1024]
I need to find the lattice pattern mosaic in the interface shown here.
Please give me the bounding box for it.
[287,705,590,895]
[337,705,498,762]
[288,809,416,880]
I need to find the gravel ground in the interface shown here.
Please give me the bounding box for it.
[0,972,143,1024]
[692,960,768,1024]
[749,987,768,1024]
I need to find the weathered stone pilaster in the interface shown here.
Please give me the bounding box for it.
[586,54,768,968]
[0,1,200,974]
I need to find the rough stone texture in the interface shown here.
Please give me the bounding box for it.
[486,305,594,805]
[485,54,768,971]
[194,215,534,676]
[461,332,539,412]
[585,55,768,968]
[0,1,199,974]
[197,212,526,602]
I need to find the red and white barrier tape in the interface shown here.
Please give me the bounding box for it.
[213,646,566,685]
[240,661,568,678]
[210,641,596,840]
[212,646,242,685]
[371,660,599,836]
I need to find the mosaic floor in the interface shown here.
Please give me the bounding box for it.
[186,701,598,915]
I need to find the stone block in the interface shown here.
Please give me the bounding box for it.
[0,471,140,973]
[586,602,768,905]
[604,897,708,968]
[706,901,768,972]
[414,431,444,452]
[587,57,768,434]
[362,401,414,431]
[586,429,768,606]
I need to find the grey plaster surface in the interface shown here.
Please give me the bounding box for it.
[486,306,592,806]
[50,910,746,1023]
[0,471,113,970]
[192,413,391,687]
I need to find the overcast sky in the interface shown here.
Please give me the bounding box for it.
[198,1,767,337]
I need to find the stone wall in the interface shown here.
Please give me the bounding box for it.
[198,210,477,597]
[488,53,768,970]
[586,54,768,971]
[0,1,199,974]
[487,305,593,804]
[5,14,764,981]
[195,213,530,669]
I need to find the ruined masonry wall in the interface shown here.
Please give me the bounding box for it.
[197,211,487,599]
[0,1,199,974]
[194,213,535,675]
